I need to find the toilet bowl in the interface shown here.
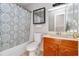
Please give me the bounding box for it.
[26,32,42,56]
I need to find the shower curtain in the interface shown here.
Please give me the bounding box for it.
[0,4,31,51]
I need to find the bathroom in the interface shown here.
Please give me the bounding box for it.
[0,3,79,56]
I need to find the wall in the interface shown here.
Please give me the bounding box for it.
[19,3,53,33]
[0,3,31,56]
[32,4,52,33]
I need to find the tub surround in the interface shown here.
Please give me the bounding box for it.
[0,41,30,56]
[0,3,31,52]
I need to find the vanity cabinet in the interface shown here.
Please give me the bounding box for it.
[43,37,78,56]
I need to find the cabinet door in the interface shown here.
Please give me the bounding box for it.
[59,40,78,56]
[43,37,59,56]
[59,45,78,56]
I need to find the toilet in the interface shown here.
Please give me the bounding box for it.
[26,32,42,56]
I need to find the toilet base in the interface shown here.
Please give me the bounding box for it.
[27,48,40,56]
[29,51,36,56]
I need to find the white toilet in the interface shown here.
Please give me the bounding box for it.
[26,32,42,56]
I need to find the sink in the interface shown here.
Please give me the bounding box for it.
[49,33,73,39]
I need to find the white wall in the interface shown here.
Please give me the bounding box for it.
[32,4,52,33]
[21,3,53,33]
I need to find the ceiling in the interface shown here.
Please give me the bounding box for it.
[17,3,53,11]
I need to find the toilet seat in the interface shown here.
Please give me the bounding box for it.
[26,42,39,51]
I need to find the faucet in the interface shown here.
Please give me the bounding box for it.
[56,32,61,37]
[73,32,79,39]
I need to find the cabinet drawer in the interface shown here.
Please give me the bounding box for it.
[60,40,78,48]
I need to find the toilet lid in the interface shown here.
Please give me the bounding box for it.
[26,42,39,51]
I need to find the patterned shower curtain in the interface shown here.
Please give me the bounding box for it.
[0,3,31,51]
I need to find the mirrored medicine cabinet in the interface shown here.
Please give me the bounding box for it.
[48,4,79,33]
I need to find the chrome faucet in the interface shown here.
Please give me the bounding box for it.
[56,32,61,37]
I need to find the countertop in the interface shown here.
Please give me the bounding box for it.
[43,35,79,41]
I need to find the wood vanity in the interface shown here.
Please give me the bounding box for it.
[43,36,78,56]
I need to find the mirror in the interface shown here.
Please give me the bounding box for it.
[48,8,65,32]
[55,14,65,32]
[48,4,79,33]
[33,7,45,24]
[48,12,54,31]
[66,4,78,32]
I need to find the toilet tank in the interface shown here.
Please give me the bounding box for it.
[34,32,42,43]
